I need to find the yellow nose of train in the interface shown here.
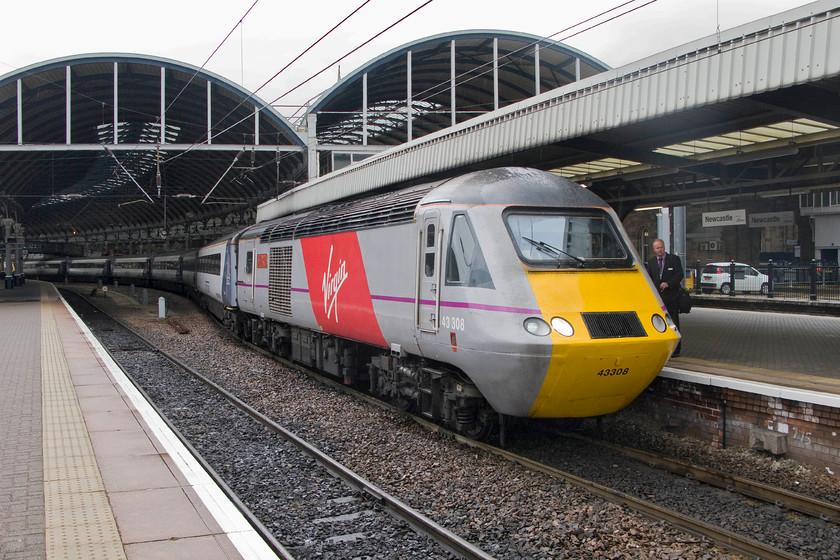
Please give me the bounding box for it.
[525,268,679,418]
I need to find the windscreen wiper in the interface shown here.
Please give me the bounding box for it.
[522,236,586,267]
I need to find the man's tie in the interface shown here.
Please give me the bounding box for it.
[658,256,664,277]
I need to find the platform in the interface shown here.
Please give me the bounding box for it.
[2,280,839,557]
[0,281,280,559]
[665,305,840,409]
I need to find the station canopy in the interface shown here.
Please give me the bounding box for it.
[0,54,306,245]
[305,30,609,169]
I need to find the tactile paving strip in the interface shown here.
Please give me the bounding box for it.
[40,296,127,560]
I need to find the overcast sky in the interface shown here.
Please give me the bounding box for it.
[0,0,818,120]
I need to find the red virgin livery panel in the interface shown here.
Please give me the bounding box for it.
[300,232,388,348]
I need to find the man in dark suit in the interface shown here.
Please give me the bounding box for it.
[646,238,684,356]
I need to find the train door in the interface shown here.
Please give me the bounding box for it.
[241,237,258,308]
[417,211,442,334]
[221,240,236,308]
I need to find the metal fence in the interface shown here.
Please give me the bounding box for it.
[692,260,840,302]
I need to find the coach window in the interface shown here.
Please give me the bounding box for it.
[425,224,436,277]
[245,251,253,275]
[446,214,494,288]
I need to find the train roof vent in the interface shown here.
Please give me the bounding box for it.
[263,184,436,243]
[581,312,647,339]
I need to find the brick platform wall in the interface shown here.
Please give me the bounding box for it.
[629,378,840,472]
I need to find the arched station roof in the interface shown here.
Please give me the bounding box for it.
[306,30,609,148]
[0,54,306,245]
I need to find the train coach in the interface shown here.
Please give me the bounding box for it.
[111,255,151,285]
[213,167,679,439]
[22,258,67,282]
[66,257,110,283]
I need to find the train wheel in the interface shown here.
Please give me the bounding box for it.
[393,396,414,413]
[458,409,493,440]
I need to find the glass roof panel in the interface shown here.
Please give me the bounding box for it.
[552,119,837,179]
[652,118,836,157]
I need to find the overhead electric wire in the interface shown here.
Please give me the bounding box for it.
[163,0,374,167]
[280,0,656,124]
[556,0,657,43]
[87,0,264,211]
[269,0,436,106]
[272,1,660,140]
[165,0,261,114]
[127,0,262,185]
[166,0,435,165]
[408,0,658,110]
[227,0,373,112]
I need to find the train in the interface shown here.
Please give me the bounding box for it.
[24,167,680,439]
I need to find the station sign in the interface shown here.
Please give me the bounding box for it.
[748,211,795,228]
[702,209,746,227]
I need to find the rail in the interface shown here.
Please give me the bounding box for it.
[82,293,497,560]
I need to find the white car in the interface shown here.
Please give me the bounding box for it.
[700,262,769,295]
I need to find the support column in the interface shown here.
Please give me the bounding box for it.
[307,113,318,181]
[450,40,456,127]
[113,63,119,144]
[17,79,23,145]
[673,206,687,282]
[160,67,166,144]
[657,208,671,252]
[493,38,499,111]
[254,106,260,145]
[406,50,413,142]
[66,66,72,144]
[206,81,213,144]
[362,73,368,146]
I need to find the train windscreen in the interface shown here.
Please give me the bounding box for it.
[504,210,633,269]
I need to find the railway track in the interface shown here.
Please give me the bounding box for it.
[63,290,495,560]
[221,334,840,560]
[238,333,839,560]
[563,433,840,523]
[63,286,840,560]
[367,407,836,560]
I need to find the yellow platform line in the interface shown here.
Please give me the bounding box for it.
[40,286,127,560]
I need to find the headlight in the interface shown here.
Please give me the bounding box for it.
[550,317,574,337]
[651,314,667,333]
[523,317,551,336]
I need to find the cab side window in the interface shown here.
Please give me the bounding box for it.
[445,214,494,289]
[425,224,436,277]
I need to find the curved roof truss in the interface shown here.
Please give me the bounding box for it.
[306,30,609,150]
[0,54,306,242]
